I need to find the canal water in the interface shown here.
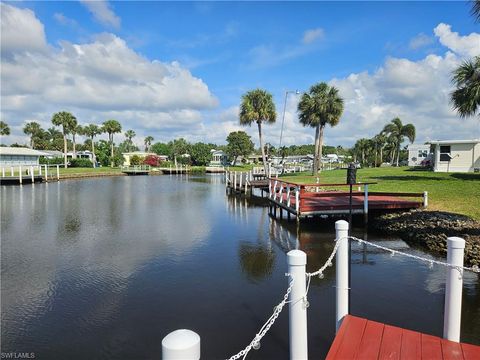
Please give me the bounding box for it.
[1,175,479,359]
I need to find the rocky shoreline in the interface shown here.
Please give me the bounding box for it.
[370,210,480,267]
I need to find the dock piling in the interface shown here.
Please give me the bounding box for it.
[335,220,349,332]
[162,329,200,360]
[423,191,429,208]
[19,166,22,184]
[287,250,308,360]
[56,165,60,180]
[443,237,465,342]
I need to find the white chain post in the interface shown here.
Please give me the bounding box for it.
[335,220,349,332]
[162,329,200,360]
[443,237,465,342]
[287,250,308,360]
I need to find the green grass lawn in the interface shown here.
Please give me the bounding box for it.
[58,167,122,175]
[281,167,480,220]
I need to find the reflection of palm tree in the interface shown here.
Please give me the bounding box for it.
[238,242,275,282]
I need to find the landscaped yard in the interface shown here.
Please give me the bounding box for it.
[281,167,480,221]
[58,167,122,175]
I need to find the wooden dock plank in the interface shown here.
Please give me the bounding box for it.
[441,338,465,360]
[400,329,422,360]
[356,319,385,359]
[462,343,480,360]
[331,316,367,359]
[379,324,403,360]
[422,334,443,359]
[327,315,480,360]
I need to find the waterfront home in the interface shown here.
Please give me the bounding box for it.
[0,147,47,169]
[41,150,64,159]
[122,151,168,166]
[209,149,228,167]
[407,144,431,166]
[66,150,94,161]
[427,139,480,172]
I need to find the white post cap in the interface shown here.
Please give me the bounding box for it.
[447,237,465,250]
[287,250,307,266]
[162,329,200,360]
[335,220,349,230]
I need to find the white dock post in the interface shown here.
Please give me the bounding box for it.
[335,220,349,332]
[10,166,14,176]
[56,165,60,180]
[2,167,4,177]
[239,171,243,192]
[423,191,428,208]
[295,186,300,214]
[443,237,465,342]
[30,166,34,183]
[234,171,237,191]
[38,165,42,176]
[363,184,369,224]
[162,329,200,360]
[19,166,23,184]
[287,250,308,360]
[45,165,48,181]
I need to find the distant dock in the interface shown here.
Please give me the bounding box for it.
[121,165,151,175]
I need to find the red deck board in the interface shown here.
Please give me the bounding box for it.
[379,324,403,360]
[441,339,465,360]
[422,334,443,359]
[333,316,367,359]
[400,329,422,360]
[356,320,385,359]
[462,343,480,360]
[327,315,480,360]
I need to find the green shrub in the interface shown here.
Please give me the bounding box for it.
[40,157,64,165]
[69,158,93,168]
[130,155,144,166]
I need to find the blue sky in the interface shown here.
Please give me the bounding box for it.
[1,1,479,148]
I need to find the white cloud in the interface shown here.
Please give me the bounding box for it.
[80,0,121,29]
[434,23,480,58]
[302,28,324,45]
[1,4,218,145]
[0,3,47,56]
[54,13,78,28]
[409,33,433,50]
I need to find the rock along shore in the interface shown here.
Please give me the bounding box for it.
[370,210,480,267]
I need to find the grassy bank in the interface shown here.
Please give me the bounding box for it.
[281,167,480,221]
[58,167,122,175]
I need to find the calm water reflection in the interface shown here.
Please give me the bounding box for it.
[1,175,479,359]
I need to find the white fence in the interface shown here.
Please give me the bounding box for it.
[163,221,479,359]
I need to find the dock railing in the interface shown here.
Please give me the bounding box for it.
[225,170,252,193]
[268,179,428,219]
[0,164,60,183]
[162,220,479,360]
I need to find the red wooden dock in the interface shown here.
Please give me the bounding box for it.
[268,180,426,219]
[326,315,480,360]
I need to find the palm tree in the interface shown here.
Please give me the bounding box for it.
[298,82,344,174]
[372,133,387,167]
[239,89,276,175]
[124,130,136,152]
[0,121,10,136]
[52,111,77,168]
[382,117,416,166]
[102,119,122,167]
[144,136,154,152]
[471,0,480,22]
[83,124,102,163]
[451,56,480,118]
[23,121,42,149]
[71,124,82,159]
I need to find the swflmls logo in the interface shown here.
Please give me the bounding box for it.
[1,353,35,359]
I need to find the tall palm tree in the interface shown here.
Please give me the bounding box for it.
[298,82,344,174]
[239,89,276,175]
[144,136,154,152]
[451,56,480,118]
[23,121,42,149]
[71,124,82,159]
[471,0,480,22]
[52,111,77,168]
[83,124,102,163]
[0,121,10,136]
[124,130,136,152]
[102,119,122,167]
[372,133,387,167]
[382,117,416,166]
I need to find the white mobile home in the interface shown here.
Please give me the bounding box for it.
[407,144,431,166]
[0,147,47,169]
[427,140,480,173]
